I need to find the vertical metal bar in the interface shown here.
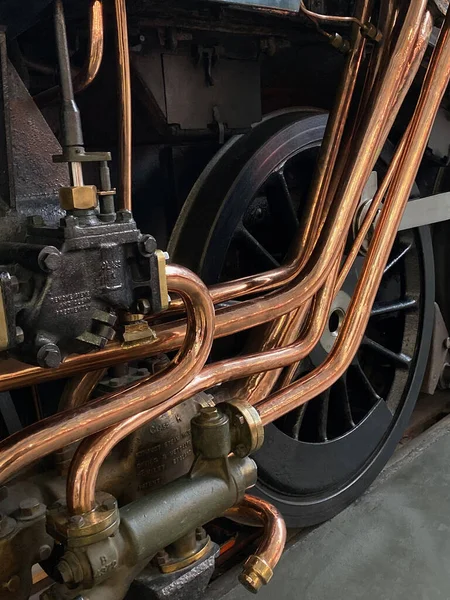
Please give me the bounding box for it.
[0,30,15,209]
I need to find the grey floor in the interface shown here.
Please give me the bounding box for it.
[211,415,450,600]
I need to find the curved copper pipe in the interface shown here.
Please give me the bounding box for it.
[257,10,439,426]
[235,0,372,404]
[58,370,106,413]
[34,0,104,106]
[0,0,429,491]
[115,0,132,211]
[224,495,287,593]
[67,262,338,514]
[0,265,214,487]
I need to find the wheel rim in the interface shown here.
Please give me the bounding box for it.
[169,112,434,525]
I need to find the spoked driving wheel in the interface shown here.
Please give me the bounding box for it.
[169,112,434,527]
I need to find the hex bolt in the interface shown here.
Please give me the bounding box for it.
[69,515,85,528]
[136,298,151,314]
[37,343,62,369]
[39,544,52,561]
[155,550,169,566]
[1,575,20,594]
[101,497,116,511]
[19,497,41,519]
[116,209,132,223]
[141,234,157,254]
[38,246,62,273]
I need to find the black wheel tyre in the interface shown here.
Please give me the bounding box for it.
[169,112,435,527]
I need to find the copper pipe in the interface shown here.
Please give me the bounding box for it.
[57,370,106,412]
[0,265,214,487]
[233,0,370,404]
[224,495,287,593]
[73,0,104,93]
[67,262,338,514]
[257,10,438,426]
[299,0,367,27]
[34,0,104,106]
[115,0,132,211]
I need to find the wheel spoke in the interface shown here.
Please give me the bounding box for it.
[352,359,382,402]
[236,226,280,268]
[269,170,300,230]
[362,336,412,369]
[383,242,412,275]
[291,405,307,441]
[371,297,417,317]
[317,389,330,442]
[333,375,355,429]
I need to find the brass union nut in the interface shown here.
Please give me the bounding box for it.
[59,185,98,210]
[239,555,273,593]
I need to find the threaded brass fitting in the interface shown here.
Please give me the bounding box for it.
[238,555,273,594]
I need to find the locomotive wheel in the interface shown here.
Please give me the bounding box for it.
[169,111,434,527]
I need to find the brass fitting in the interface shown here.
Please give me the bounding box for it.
[59,185,98,210]
[239,555,273,594]
[46,492,119,548]
[219,400,264,458]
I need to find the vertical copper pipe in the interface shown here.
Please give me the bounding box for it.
[115,0,132,211]
[57,370,106,412]
[0,266,214,487]
[224,495,287,593]
[257,10,438,425]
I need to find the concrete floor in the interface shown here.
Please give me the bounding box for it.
[211,414,450,600]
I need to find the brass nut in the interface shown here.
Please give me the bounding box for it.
[219,400,264,458]
[59,185,98,210]
[239,555,273,593]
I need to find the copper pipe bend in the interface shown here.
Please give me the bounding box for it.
[0,265,214,488]
[224,495,287,593]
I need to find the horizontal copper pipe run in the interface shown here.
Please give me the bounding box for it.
[115,0,132,211]
[34,0,104,106]
[0,0,425,394]
[0,265,214,487]
[67,263,339,514]
[224,495,287,593]
[257,9,439,426]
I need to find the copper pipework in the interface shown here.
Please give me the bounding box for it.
[224,495,287,593]
[73,0,104,93]
[58,370,106,412]
[0,265,214,487]
[257,10,439,426]
[67,262,338,515]
[34,0,104,106]
[115,0,132,211]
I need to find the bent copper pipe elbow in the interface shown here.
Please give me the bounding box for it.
[224,494,287,593]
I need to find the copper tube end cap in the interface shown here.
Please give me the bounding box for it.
[239,555,273,593]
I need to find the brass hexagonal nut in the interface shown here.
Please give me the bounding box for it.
[59,185,98,210]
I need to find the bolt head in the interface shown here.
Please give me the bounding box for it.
[155,550,169,566]
[38,246,62,273]
[444,337,450,350]
[136,298,151,314]
[196,526,207,541]
[37,344,62,369]
[142,234,157,254]
[19,497,40,518]
[69,515,85,528]
[58,560,74,585]
[39,544,52,561]
[101,497,116,512]
[116,209,132,223]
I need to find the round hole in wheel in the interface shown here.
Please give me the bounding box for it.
[169,111,434,527]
